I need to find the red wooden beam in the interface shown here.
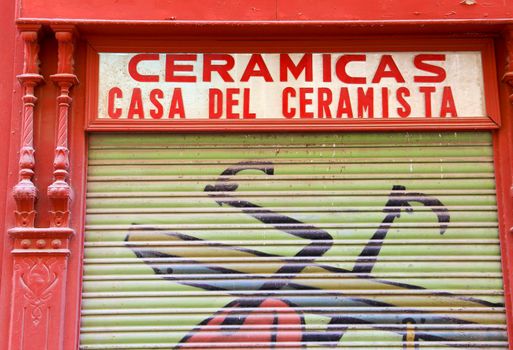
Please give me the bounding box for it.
[15,0,513,21]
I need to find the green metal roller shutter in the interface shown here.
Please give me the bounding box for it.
[80,132,508,349]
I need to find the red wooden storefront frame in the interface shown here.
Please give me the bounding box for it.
[1,18,513,350]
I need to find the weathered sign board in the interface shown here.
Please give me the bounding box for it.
[88,49,499,130]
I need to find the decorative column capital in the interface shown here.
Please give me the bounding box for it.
[50,25,79,84]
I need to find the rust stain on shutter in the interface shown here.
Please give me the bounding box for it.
[80,132,508,349]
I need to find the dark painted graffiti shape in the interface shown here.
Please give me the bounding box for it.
[125,161,504,349]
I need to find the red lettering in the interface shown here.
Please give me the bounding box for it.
[317,88,332,118]
[165,54,197,83]
[243,88,256,119]
[241,54,273,82]
[168,89,185,119]
[282,87,296,119]
[440,86,457,117]
[127,88,144,119]
[372,55,405,83]
[336,88,353,118]
[149,89,164,119]
[226,88,239,119]
[381,87,389,119]
[108,87,123,119]
[209,88,223,119]
[396,87,411,118]
[299,88,314,118]
[280,54,313,82]
[203,54,235,82]
[414,54,446,83]
[128,54,159,82]
[419,86,436,118]
[357,87,374,118]
[336,55,366,84]
[323,54,332,82]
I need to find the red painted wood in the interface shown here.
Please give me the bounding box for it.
[34,35,59,230]
[17,0,513,21]
[7,228,73,350]
[493,27,513,350]
[0,1,19,347]
[0,1,511,349]
[14,28,44,228]
[0,25,82,350]
[19,0,277,21]
[62,36,88,350]
[276,0,513,20]
[504,27,513,102]
[0,0,17,282]
[48,27,79,229]
[84,36,500,132]
[14,19,513,39]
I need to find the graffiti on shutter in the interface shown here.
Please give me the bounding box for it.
[81,132,507,349]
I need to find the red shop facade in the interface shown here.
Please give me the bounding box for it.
[2,1,513,349]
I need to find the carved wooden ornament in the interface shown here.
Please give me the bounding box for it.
[503,25,513,104]
[48,28,79,228]
[8,25,77,350]
[13,28,43,228]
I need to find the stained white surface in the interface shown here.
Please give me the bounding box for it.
[97,52,485,120]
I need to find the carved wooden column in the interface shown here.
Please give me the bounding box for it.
[13,26,43,228]
[503,26,513,210]
[48,26,78,227]
[504,25,513,104]
[7,25,76,350]
[498,24,513,342]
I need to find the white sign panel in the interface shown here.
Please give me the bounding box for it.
[97,52,485,121]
